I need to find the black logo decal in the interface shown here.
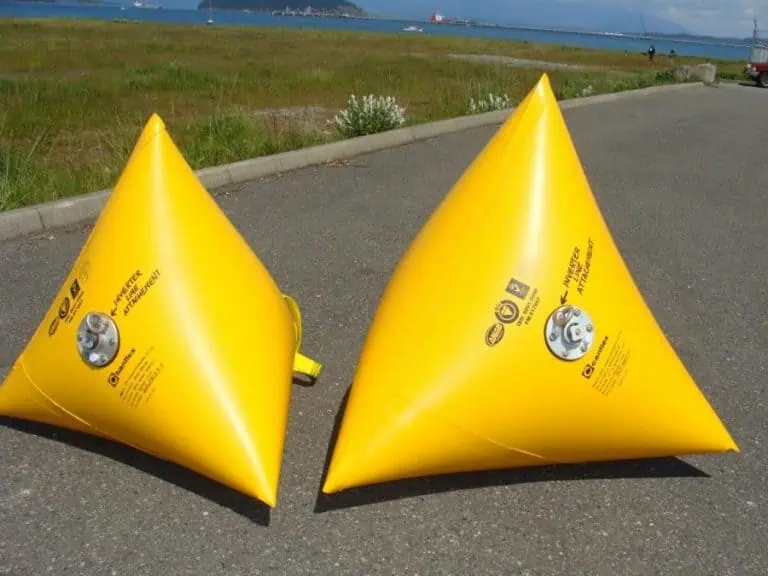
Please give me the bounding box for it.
[506,278,530,300]
[58,297,70,319]
[107,348,136,388]
[69,279,81,300]
[485,323,505,347]
[494,300,520,324]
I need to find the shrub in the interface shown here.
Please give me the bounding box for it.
[331,94,406,138]
[654,68,678,83]
[466,92,512,114]
[554,78,596,100]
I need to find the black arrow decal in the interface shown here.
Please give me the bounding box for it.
[110,307,118,317]
[560,290,568,305]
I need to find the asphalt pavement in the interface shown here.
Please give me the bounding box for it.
[1,83,766,575]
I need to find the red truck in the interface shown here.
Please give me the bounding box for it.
[745,62,768,87]
[747,20,768,87]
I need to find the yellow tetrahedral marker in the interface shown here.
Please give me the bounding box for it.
[322,74,738,494]
[0,113,322,508]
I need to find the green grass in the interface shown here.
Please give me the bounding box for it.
[0,17,743,211]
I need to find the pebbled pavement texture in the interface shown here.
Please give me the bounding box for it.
[0,83,766,575]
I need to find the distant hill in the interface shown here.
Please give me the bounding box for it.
[198,0,366,14]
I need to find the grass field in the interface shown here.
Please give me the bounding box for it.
[0,18,745,211]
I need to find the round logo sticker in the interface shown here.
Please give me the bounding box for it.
[48,317,60,337]
[485,322,505,347]
[58,297,71,320]
[494,300,520,324]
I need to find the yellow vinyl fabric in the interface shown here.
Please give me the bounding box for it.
[0,113,322,508]
[321,74,738,494]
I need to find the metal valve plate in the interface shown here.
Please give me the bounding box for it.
[76,312,120,368]
[544,304,595,361]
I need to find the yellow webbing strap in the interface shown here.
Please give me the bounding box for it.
[282,294,323,380]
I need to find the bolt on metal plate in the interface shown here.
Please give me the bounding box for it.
[76,312,120,368]
[544,304,595,361]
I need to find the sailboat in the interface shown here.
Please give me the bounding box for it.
[639,15,648,38]
[133,0,162,8]
[206,0,214,25]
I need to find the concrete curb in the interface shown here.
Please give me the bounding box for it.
[0,81,704,242]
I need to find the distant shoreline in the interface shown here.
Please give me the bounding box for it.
[6,0,755,46]
[261,9,753,47]
[1,2,754,61]
[270,13,754,49]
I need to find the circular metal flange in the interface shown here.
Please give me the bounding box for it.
[544,304,595,361]
[76,312,120,368]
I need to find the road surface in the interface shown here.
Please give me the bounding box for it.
[1,83,766,575]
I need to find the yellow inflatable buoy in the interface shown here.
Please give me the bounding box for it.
[321,74,738,495]
[0,113,322,508]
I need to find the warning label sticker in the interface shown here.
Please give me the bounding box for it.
[48,261,90,337]
[560,237,595,301]
[484,276,541,347]
[112,346,164,408]
[581,331,631,396]
[111,268,161,318]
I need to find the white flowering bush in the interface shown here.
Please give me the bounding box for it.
[466,92,512,114]
[332,94,406,138]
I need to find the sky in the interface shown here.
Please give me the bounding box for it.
[603,0,764,38]
[362,0,766,38]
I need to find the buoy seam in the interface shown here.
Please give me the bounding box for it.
[15,358,95,430]
[388,386,549,462]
